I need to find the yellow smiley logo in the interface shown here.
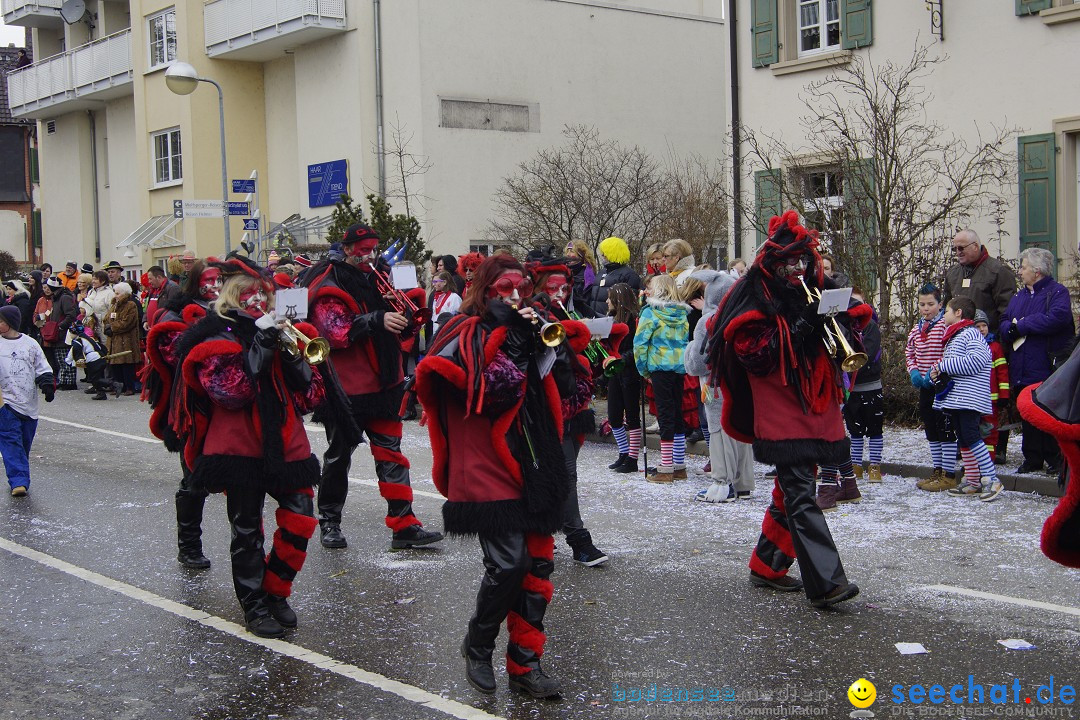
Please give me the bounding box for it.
[848,678,876,708]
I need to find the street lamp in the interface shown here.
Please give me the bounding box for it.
[165,61,231,254]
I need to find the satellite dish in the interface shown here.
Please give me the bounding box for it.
[60,0,87,25]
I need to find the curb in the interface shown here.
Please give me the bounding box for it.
[585,432,1064,498]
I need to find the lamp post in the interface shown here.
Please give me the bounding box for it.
[165,61,231,254]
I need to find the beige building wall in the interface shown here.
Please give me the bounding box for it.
[37,112,97,267]
[0,212,27,257]
[103,100,140,260]
[734,0,1080,268]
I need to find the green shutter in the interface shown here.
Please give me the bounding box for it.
[755,169,783,245]
[29,147,39,184]
[751,0,779,68]
[1017,133,1057,255]
[842,0,873,49]
[32,210,43,249]
[846,158,878,290]
[1016,0,1052,16]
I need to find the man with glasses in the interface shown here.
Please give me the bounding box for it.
[942,230,1015,330]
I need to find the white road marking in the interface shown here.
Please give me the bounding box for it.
[37,416,444,500]
[924,584,1080,618]
[0,535,503,720]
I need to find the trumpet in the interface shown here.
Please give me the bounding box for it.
[370,264,431,329]
[797,277,868,373]
[512,303,566,347]
[280,319,330,365]
[556,301,623,376]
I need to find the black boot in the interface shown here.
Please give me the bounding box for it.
[509,666,562,698]
[614,456,639,473]
[246,612,286,639]
[460,635,496,694]
[391,524,444,550]
[176,492,210,570]
[567,529,608,567]
[994,430,1010,464]
[227,489,278,635]
[608,453,629,470]
[266,594,298,629]
[320,523,348,549]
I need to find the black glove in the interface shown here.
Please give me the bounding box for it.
[43,386,55,402]
[791,301,821,345]
[348,311,385,342]
[103,327,113,337]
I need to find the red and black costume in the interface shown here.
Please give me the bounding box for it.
[301,223,442,549]
[415,273,575,697]
[707,210,859,608]
[142,260,220,570]
[173,256,324,636]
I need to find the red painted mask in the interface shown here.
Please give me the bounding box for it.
[198,268,221,300]
[345,239,379,268]
[775,255,808,286]
[239,281,269,317]
[488,272,533,306]
[544,274,570,304]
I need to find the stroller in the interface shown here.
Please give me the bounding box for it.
[67,325,116,400]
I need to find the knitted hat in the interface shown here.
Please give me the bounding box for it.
[294,254,313,268]
[598,236,630,265]
[0,305,21,330]
[267,250,281,264]
[65,261,77,270]
[973,309,989,325]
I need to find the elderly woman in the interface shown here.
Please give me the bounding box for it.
[103,282,143,396]
[662,239,696,279]
[999,247,1075,475]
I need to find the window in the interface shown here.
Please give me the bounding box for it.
[147,9,177,70]
[469,243,493,256]
[152,128,182,186]
[801,169,844,243]
[798,0,841,56]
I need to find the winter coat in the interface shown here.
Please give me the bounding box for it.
[8,292,34,336]
[933,323,993,415]
[850,307,882,391]
[987,339,1009,404]
[104,295,143,364]
[998,276,1075,387]
[81,285,115,340]
[905,311,947,374]
[43,288,78,348]
[668,254,696,278]
[633,297,689,376]
[943,250,1016,330]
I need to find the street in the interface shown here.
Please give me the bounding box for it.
[1,390,1078,720]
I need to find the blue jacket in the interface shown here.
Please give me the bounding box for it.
[633,298,689,375]
[933,324,992,414]
[998,276,1075,387]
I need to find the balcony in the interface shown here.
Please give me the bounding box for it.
[5,30,133,120]
[1,0,63,28]
[204,0,347,62]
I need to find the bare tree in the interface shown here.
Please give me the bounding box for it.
[369,115,433,220]
[736,44,1016,327]
[486,126,669,260]
[656,151,730,268]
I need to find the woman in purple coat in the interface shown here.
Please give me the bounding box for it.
[998,248,1075,475]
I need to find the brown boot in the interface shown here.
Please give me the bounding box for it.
[917,467,943,490]
[853,463,864,480]
[672,465,688,480]
[816,483,841,512]
[648,466,675,484]
[867,464,882,483]
[838,475,862,503]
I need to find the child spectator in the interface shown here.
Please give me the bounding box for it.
[634,274,689,483]
[67,324,113,400]
[605,283,643,473]
[973,310,1010,462]
[906,284,957,492]
[930,297,1003,501]
[846,288,884,483]
[0,305,55,497]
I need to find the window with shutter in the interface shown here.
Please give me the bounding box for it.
[1016,0,1053,15]
[755,169,783,245]
[751,0,779,67]
[1018,133,1058,255]
[842,0,873,49]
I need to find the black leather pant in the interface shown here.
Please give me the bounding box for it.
[561,435,586,543]
[750,464,848,600]
[466,531,554,674]
[175,456,208,556]
[225,486,315,620]
[318,415,416,531]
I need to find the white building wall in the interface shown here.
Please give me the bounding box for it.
[734,1,1080,263]
[264,56,300,230]
[38,112,96,267]
[104,99,140,259]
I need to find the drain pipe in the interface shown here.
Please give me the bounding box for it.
[88,110,102,262]
[727,0,742,260]
[373,0,386,197]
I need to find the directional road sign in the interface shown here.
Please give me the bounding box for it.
[227,201,250,216]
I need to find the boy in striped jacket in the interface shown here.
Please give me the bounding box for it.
[905,284,957,491]
[930,297,1004,502]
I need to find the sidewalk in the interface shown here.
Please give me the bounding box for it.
[585,428,1063,498]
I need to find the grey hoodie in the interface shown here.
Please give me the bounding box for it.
[683,269,737,380]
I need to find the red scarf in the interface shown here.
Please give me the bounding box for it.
[941,319,974,346]
[433,291,453,316]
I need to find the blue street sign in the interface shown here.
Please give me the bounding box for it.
[243,218,259,231]
[308,159,349,208]
[227,201,250,216]
[232,179,256,194]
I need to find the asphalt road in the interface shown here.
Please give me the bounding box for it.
[1,389,1078,720]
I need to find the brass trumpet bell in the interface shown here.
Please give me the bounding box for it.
[539,322,566,347]
[280,319,330,365]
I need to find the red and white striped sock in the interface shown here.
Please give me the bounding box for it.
[959,447,979,486]
[627,428,642,459]
[660,440,673,468]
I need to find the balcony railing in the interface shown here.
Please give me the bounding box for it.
[204,0,347,61]
[6,29,133,119]
[1,0,63,28]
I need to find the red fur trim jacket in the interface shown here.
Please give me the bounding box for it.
[415,307,576,537]
[176,312,324,493]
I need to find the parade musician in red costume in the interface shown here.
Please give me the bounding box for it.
[301,223,443,550]
[415,255,582,698]
[172,254,324,638]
